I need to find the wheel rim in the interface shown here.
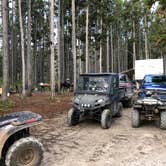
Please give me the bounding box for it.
[17,147,36,165]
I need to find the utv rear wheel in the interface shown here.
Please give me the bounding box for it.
[132,109,140,128]
[116,103,123,117]
[101,109,112,129]
[67,108,80,126]
[5,137,44,166]
[160,111,166,129]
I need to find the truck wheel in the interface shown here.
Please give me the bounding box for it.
[101,109,112,129]
[116,103,123,117]
[67,108,80,126]
[5,137,44,166]
[132,109,140,128]
[127,98,134,108]
[160,111,166,129]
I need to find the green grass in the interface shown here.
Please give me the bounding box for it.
[0,100,15,112]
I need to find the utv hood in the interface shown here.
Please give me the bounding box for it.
[73,94,109,106]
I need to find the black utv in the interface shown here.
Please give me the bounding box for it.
[67,73,124,129]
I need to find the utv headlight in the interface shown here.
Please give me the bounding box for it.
[138,91,145,97]
[136,99,143,104]
[158,101,163,105]
[97,99,104,104]
[74,98,80,104]
[145,91,152,96]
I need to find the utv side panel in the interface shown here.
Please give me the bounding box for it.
[0,111,42,159]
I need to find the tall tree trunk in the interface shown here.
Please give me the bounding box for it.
[99,17,103,73]
[50,0,55,100]
[94,49,97,73]
[116,22,120,73]
[79,40,83,74]
[144,14,149,59]
[61,1,65,83]
[163,54,166,74]
[18,0,26,96]
[106,30,110,72]
[85,4,89,73]
[125,38,128,70]
[11,0,14,85]
[2,0,9,101]
[133,20,136,68]
[117,34,120,73]
[57,0,61,92]
[27,0,32,96]
[72,0,76,90]
[110,25,114,73]
[33,20,37,85]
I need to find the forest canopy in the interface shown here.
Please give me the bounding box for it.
[0,0,165,99]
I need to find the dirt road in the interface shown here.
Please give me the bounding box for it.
[34,108,166,166]
[2,93,166,166]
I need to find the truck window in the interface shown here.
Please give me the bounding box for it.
[119,75,127,82]
[144,75,166,84]
[144,75,152,83]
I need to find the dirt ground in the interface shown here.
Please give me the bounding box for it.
[3,92,166,166]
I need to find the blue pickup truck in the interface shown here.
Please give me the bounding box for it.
[132,74,166,129]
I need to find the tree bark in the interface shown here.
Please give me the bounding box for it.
[99,17,103,73]
[2,0,9,101]
[85,4,89,73]
[133,20,136,68]
[26,0,32,96]
[57,0,61,92]
[110,25,114,73]
[18,0,26,96]
[144,14,149,59]
[163,55,166,74]
[50,0,55,100]
[106,30,110,72]
[61,1,65,83]
[72,0,76,90]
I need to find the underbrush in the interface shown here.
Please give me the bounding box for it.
[0,100,15,112]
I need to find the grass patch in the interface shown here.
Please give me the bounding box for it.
[0,100,15,112]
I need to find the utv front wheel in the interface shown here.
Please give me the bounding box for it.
[132,109,140,128]
[101,109,112,129]
[160,111,166,129]
[67,108,80,126]
[116,103,123,117]
[5,137,44,166]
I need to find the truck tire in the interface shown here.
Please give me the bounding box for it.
[67,108,80,126]
[160,111,166,129]
[127,98,134,108]
[101,109,112,129]
[5,137,44,166]
[132,109,140,128]
[116,103,123,117]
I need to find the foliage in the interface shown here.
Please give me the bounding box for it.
[1,0,166,98]
[0,100,15,111]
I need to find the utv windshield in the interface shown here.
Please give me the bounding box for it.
[76,76,111,94]
[144,75,166,84]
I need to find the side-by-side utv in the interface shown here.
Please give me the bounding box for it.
[0,111,44,166]
[132,74,166,129]
[67,73,124,129]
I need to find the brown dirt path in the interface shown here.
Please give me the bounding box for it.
[2,92,166,166]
